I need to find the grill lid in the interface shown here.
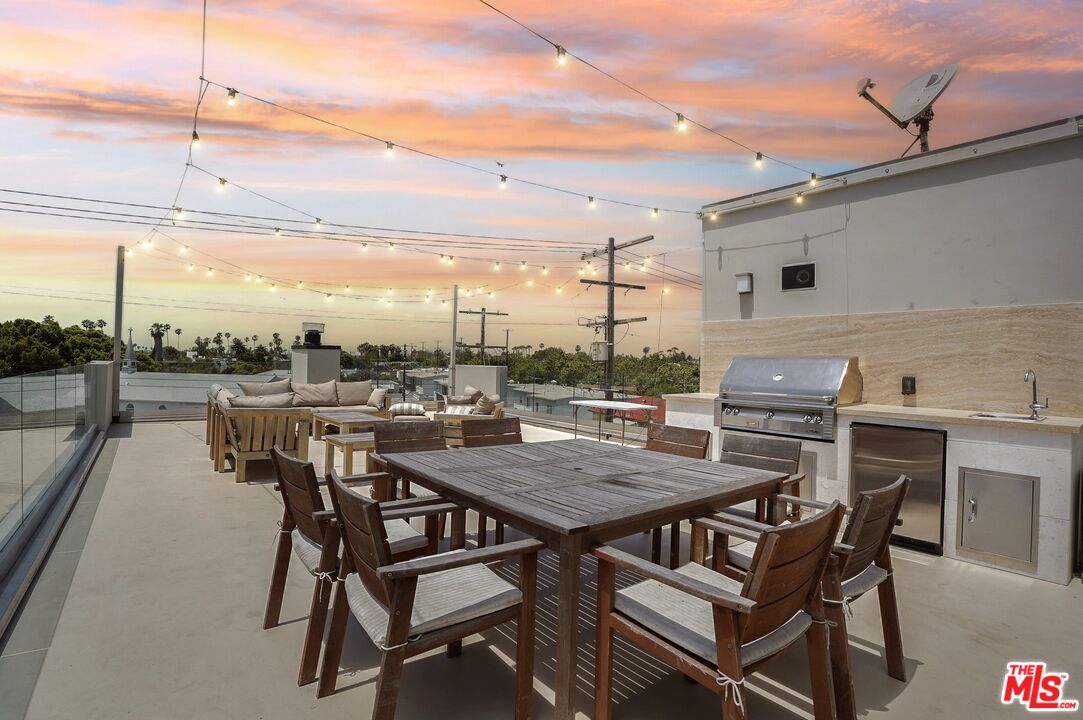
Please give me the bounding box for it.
[719,356,862,405]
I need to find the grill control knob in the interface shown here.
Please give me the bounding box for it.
[812,416,823,424]
[803,414,813,423]
[722,407,732,415]
[764,410,775,419]
[732,408,741,416]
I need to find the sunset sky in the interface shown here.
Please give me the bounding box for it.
[2,1,1080,354]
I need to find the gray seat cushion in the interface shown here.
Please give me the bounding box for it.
[842,565,889,597]
[229,392,294,408]
[344,550,521,647]
[313,404,381,415]
[291,520,426,572]
[615,562,811,667]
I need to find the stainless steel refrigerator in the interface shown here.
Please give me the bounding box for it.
[850,423,946,554]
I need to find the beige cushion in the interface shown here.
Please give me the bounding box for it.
[292,381,338,407]
[441,405,474,416]
[842,565,890,597]
[474,394,500,415]
[462,385,483,402]
[337,380,373,406]
[313,405,381,415]
[367,387,388,409]
[344,550,521,647]
[207,383,223,400]
[230,392,294,408]
[389,402,427,417]
[615,561,811,667]
[238,378,291,396]
[292,521,425,572]
[447,395,475,405]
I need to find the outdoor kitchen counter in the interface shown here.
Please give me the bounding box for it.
[837,403,1083,433]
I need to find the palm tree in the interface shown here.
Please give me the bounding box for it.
[575,344,582,353]
[149,323,166,361]
[81,319,96,330]
[174,327,183,351]
[163,323,171,349]
[96,319,107,329]
[642,346,651,357]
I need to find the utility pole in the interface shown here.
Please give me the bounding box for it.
[458,307,509,364]
[450,284,458,393]
[580,236,651,405]
[504,329,511,364]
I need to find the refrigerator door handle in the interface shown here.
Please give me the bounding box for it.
[967,497,978,523]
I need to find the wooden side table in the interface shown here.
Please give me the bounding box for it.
[323,432,375,475]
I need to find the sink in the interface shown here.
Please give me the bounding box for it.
[968,412,1046,422]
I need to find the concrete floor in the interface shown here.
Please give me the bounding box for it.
[2,420,1081,719]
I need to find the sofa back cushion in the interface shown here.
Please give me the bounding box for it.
[238,378,292,396]
[291,381,339,407]
[367,387,388,409]
[462,385,484,403]
[474,394,502,415]
[230,392,295,409]
[336,380,373,406]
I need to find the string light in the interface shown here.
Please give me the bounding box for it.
[344,285,351,293]
[256,275,263,283]
[314,218,322,228]
[325,294,333,302]
[675,113,687,132]
[385,141,394,156]
[526,279,534,286]
[447,255,454,265]
[360,243,368,252]
[226,87,238,106]
[297,281,303,288]
[493,261,501,271]
[488,292,495,299]
[206,267,214,277]
[387,242,395,251]
[809,173,818,187]
[795,192,804,204]
[178,245,189,255]
[555,286,563,294]
[542,266,549,275]
[520,261,527,271]
[578,267,585,276]
[755,152,763,168]
[710,211,719,220]
[386,288,393,295]
[439,255,446,263]
[499,174,507,189]
[441,299,448,307]
[556,45,567,65]
[188,263,195,271]
[652,208,659,218]
[244,273,252,281]
[588,196,595,209]
[173,207,183,219]
[624,262,632,270]
[191,130,200,147]
[269,283,276,292]
[645,256,653,264]
[663,287,671,294]
[140,237,152,249]
[274,227,281,235]
[217,177,227,191]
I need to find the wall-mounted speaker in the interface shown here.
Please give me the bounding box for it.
[781,262,816,291]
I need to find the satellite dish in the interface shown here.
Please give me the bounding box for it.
[858,63,959,153]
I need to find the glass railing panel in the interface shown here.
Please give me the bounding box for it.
[20,370,58,515]
[54,365,88,474]
[0,375,23,546]
[118,361,290,419]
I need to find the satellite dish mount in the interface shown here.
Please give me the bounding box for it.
[858,64,958,154]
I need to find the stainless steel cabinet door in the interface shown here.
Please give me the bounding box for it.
[959,468,1038,565]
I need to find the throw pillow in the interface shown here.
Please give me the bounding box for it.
[336,380,373,406]
[367,387,388,409]
[237,378,292,396]
[447,395,474,405]
[442,405,474,415]
[389,402,426,417]
[462,385,484,402]
[291,381,338,407]
[473,394,500,415]
[230,392,294,408]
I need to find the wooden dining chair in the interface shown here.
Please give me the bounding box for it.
[461,417,524,547]
[719,433,804,522]
[643,424,711,568]
[367,421,447,498]
[712,476,911,720]
[318,469,545,720]
[264,448,440,687]
[594,502,846,720]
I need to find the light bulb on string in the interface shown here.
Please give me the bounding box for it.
[244,273,251,281]
[344,285,351,293]
[179,245,189,255]
[520,261,527,271]
[526,279,534,287]
[191,130,200,147]
[499,174,507,189]
[795,192,804,204]
[488,292,495,299]
[645,257,653,265]
[541,266,549,275]
[386,288,393,295]
[711,211,719,221]
[447,256,453,265]
[754,152,763,168]
[226,87,238,106]
[652,208,659,218]
[439,255,446,264]
[809,173,818,187]
[441,300,447,307]
[587,196,595,209]
[360,243,369,252]
[297,281,304,289]
[173,207,183,219]
[663,287,671,294]
[385,141,394,156]
[493,261,500,271]
[555,45,567,65]
[624,262,632,271]
[256,276,263,284]
[325,294,333,302]
[675,113,687,132]
[206,267,214,277]
[387,242,395,251]
[578,267,585,276]
[140,237,152,250]
[269,284,276,292]
[556,286,563,294]
[188,263,195,272]
[314,218,322,228]
[274,227,281,236]
[216,177,226,192]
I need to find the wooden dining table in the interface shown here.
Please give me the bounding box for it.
[382,437,789,720]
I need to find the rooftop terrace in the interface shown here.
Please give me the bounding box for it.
[2,419,1080,719]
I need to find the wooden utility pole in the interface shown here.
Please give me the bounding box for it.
[458,307,508,364]
[112,245,125,421]
[580,235,651,403]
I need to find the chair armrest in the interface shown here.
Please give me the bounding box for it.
[781,473,805,491]
[708,512,773,533]
[378,538,546,580]
[593,545,754,614]
[381,501,460,521]
[693,517,762,544]
[335,471,389,487]
[313,510,336,524]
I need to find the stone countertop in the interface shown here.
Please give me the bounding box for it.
[836,403,1083,433]
[662,392,716,403]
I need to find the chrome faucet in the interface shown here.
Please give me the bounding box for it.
[1023,369,1048,420]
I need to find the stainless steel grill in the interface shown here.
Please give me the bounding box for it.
[714,356,863,442]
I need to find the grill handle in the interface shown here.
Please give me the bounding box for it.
[720,390,836,403]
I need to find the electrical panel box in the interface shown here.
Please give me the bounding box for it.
[589,342,607,362]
